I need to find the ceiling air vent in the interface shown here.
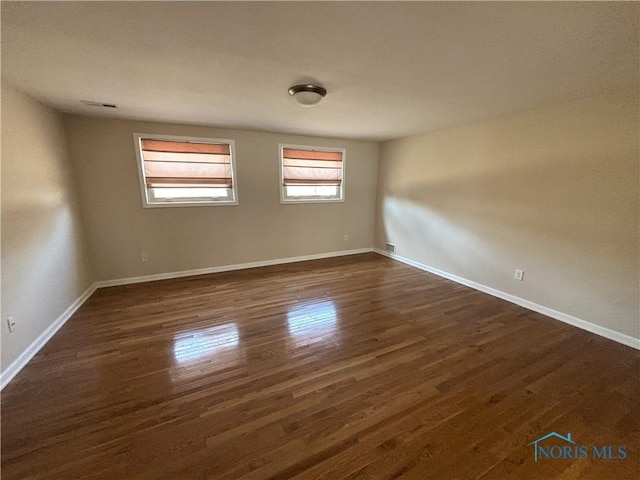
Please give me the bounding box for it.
[81,100,117,108]
[385,242,396,254]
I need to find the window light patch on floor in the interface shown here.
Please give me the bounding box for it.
[287,300,339,345]
[172,322,240,364]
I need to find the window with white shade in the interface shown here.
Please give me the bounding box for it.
[133,134,238,207]
[279,145,345,203]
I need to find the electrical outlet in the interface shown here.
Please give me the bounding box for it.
[7,317,16,333]
[514,269,524,281]
[344,234,349,241]
[141,253,148,262]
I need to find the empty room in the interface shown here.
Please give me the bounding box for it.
[1,1,638,479]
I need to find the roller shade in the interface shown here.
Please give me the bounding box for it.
[282,148,343,186]
[141,139,232,188]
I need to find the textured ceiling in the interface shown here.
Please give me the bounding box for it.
[2,1,637,141]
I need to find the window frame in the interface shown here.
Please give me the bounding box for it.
[278,143,346,204]
[133,133,239,208]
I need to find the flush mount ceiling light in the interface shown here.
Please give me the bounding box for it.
[288,84,327,107]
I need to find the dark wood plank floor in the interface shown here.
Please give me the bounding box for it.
[2,253,638,479]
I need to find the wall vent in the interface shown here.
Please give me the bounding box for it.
[81,100,117,108]
[385,242,396,254]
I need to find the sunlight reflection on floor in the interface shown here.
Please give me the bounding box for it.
[286,300,340,347]
[170,322,244,382]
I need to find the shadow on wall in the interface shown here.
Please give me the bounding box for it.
[3,198,86,325]
[377,153,637,318]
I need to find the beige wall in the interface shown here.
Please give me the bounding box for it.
[1,84,94,370]
[3,85,636,379]
[375,90,639,340]
[64,116,379,281]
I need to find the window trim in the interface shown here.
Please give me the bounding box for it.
[133,133,239,208]
[278,143,346,204]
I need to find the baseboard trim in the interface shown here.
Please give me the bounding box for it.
[1,248,375,390]
[96,248,374,288]
[10,246,631,392]
[374,249,640,351]
[0,283,99,390]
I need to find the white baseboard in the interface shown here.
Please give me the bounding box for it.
[374,249,640,351]
[0,283,98,390]
[10,246,631,392]
[1,248,374,390]
[96,248,374,288]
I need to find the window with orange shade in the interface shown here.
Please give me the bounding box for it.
[134,134,238,207]
[279,144,345,203]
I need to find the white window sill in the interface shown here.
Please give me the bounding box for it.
[280,197,344,205]
[142,200,239,208]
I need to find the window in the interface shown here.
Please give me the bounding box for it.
[133,133,238,207]
[279,144,345,203]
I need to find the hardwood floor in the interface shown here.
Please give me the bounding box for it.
[1,253,638,479]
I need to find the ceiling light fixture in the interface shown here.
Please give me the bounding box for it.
[288,84,327,107]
